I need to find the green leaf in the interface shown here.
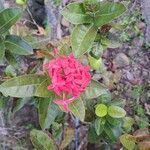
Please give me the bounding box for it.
[71,24,97,58]
[5,65,16,77]
[61,2,92,24]
[0,74,46,97]
[82,80,108,99]
[0,38,5,63]
[123,117,134,131]
[94,3,126,27]
[5,50,18,68]
[30,129,57,150]
[104,123,122,141]
[106,116,122,126]
[38,98,60,130]
[0,8,22,34]
[120,134,136,150]
[35,79,54,98]
[83,0,100,13]
[12,98,30,114]
[89,55,102,70]
[110,99,126,107]
[94,118,105,135]
[69,97,85,122]
[5,35,33,55]
[88,125,99,143]
[98,93,111,104]
[95,104,107,117]
[16,0,27,5]
[108,105,126,118]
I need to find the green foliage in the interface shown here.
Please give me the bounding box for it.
[11,98,30,114]
[88,55,102,70]
[0,8,22,34]
[0,7,33,66]
[108,105,126,118]
[5,50,18,67]
[4,35,33,55]
[4,65,17,77]
[95,104,107,117]
[123,117,134,132]
[30,129,57,150]
[0,0,130,149]
[62,2,126,27]
[71,24,97,58]
[104,122,122,141]
[38,98,60,130]
[82,80,108,99]
[120,8,143,42]
[61,3,93,24]
[69,97,85,121]
[120,134,136,150]
[16,0,27,5]
[62,1,126,58]
[35,79,54,98]
[94,3,126,27]
[0,38,5,62]
[92,96,127,142]
[0,74,46,97]
[94,118,105,135]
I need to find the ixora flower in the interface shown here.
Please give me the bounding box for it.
[43,51,91,112]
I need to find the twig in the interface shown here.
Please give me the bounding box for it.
[26,5,39,28]
[21,19,37,26]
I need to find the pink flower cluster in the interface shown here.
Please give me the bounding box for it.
[43,52,91,112]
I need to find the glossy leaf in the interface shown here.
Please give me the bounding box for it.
[35,79,54,98]
[108,105,126,118]
[94,118,105,135]
[88,125,99,143]
[83,0,100,13]
[95,104,107,117]
[94,3,126,27]
[110,99,126,107]
[5,65,16,77]
[82,80,108,99]
[30,129,57,150]
[123,117,134,131]
[0,38,5,62]
[5,35,33,55]
[120,134,136,150]
[106,116,122,126]
[38,98,60,130]
[61,2,92,24]
[104,123,122,141]
[16,0,27,5]
[98,93,111,104]
[5,50,18,68]
[89,55,102,70]
[0,8,22,34]
[12,98,30,114]
[69,97,85,122]
[71,24,97,58]
[0,74,46,97]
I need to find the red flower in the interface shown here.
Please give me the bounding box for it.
[43,53,91,112]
